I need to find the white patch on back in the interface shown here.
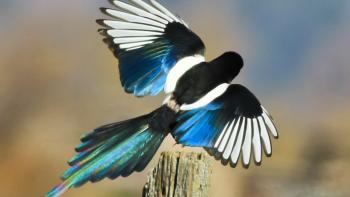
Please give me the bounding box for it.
[179,83,230,111]
[164,55,205,94]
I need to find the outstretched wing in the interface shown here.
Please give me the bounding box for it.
[173,84,279,168]
[98,0,205,97]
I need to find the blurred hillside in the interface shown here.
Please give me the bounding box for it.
[0,1,349,197]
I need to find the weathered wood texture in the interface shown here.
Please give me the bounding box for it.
[143,151,213,197]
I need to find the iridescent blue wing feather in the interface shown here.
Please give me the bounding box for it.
[98,0,205,97]
[173,85,279,168]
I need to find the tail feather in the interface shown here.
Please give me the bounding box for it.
[108,132,161,179]
[46,114,167,197]
[89,127,151,182]
[134,134,164,172]
[122,133,163,176]
[67,148,93,167]
[68,131,133,168]
[61,134,122,180]
[75,115,149,153]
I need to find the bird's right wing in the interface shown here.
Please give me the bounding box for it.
[98,0,206,97]
[173,84,279,168]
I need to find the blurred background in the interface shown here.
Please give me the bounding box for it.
[1,0,349,196]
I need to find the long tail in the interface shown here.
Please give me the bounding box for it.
[46,112,167,197]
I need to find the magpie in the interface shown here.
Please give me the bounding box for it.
[47,0,279,196]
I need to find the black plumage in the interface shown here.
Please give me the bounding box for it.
[174,52,244,104]
[164,22,205,58]
[47,1,279,196]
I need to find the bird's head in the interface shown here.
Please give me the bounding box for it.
[210,51,244,83]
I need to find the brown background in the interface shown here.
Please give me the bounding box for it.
[0,1,349,196]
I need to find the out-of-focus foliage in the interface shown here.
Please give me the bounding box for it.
[0,1,349,197]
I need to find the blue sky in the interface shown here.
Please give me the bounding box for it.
[231,0,350,86]
[1,0,349,97]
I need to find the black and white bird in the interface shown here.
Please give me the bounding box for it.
[47,0,279,196]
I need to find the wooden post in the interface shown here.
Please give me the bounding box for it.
[143,151,213,197]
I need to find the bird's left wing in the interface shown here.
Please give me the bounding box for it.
[98,0,205,97]
[173,84,279,168]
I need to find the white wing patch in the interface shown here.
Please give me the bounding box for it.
[261,107,278,138]
[107,29,163,37]
[100,0,186,51]
[149,0,181,22]
[114,36,159,44]
[252,118,262,163]
[103,20,164,32]
[231,118,246,163]
[242,118,252,165]
[111,1,169,24]
[214,121,230,148]
[131,0,174,22]
[223,117,241,159]
[120,41,154,49]
[104,9,166,28]
[258,116,272,155]
[125,46,144,51]
[212,106,278,167]
[218,119,236,153]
